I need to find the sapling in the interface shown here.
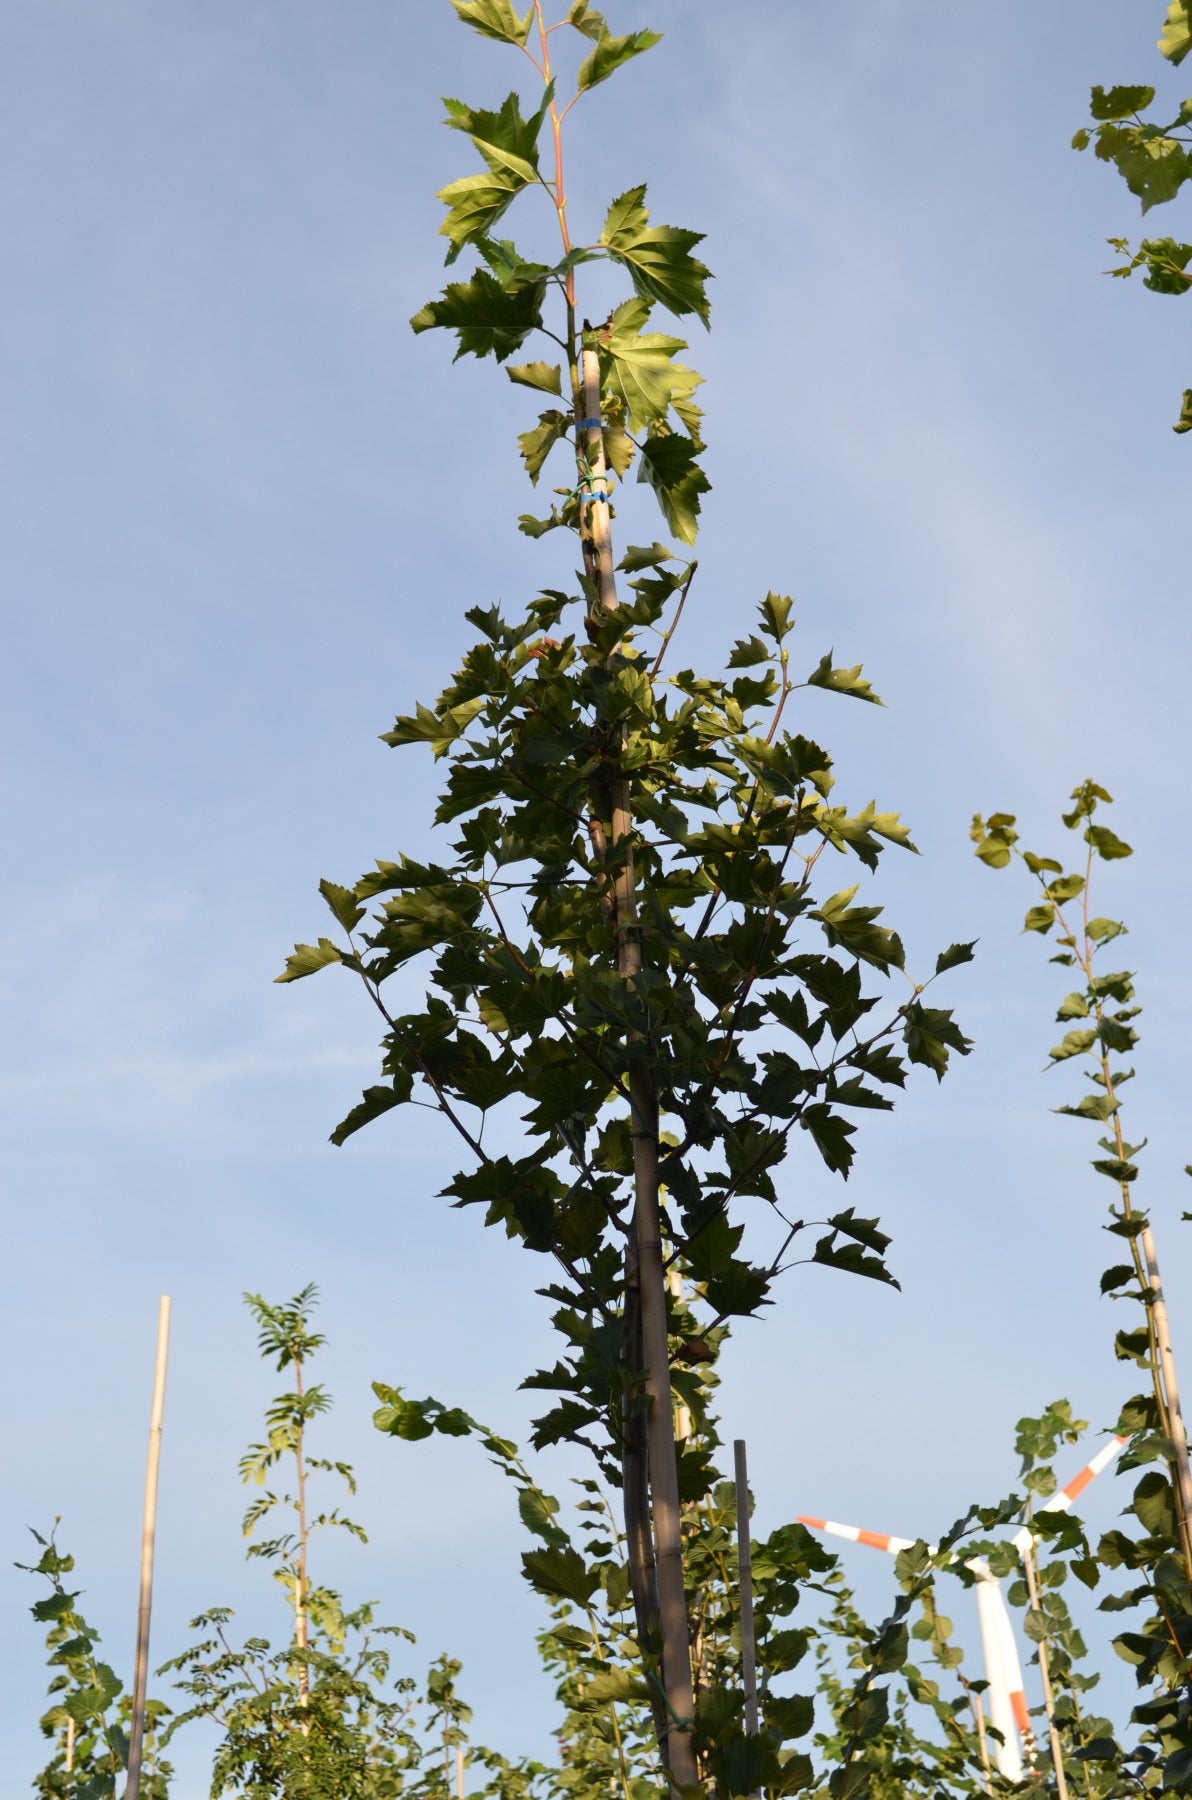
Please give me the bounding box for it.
[161,1286,419,1797]
[280,5,971,1780]
[21,1525,173,1800]
[973,784,1192,1791]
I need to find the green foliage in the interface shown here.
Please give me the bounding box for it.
[1074,5,1192,425]
[20,1526,173,1799]
[161,1287,420,1797]
[975,782,1192,1793]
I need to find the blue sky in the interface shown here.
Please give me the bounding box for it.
[4,2,1191,1792]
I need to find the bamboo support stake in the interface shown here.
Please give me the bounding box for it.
[581,346,698,1789]
[456,1742,465,1800]
[668,1269,692,1442]
[1021,1543,1069,1800]
[1140,1225,1192,1563]
[733,1440,759,1740]
[964,1681,993,1796]
[124,1295,171,1800]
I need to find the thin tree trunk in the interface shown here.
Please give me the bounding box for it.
[292,1349,311,1728]
[733,1440,759,1740]
[1140,1225,1192,1566]
[124,1295,171,1800]
[623,1231,668,1750]
[581,346,698,1787]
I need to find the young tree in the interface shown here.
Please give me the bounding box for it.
[20,1526,173,1800]
[279,4,969,1782]
[972,785,1192,1793]
[161,1286,419,1797]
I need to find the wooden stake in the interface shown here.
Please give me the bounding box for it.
[733,1440,759,1740]
[668,1269,692,1443]
[963,1679,993,1796]
[456,1741,465,1800]
[581,346,698,1789]
[1021,1543,1069,1800]
[1140,1225,1192,1565]
[124,1295,171,1800]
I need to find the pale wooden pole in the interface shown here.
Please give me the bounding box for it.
[124,1296,171,1800]
[1140,1225,1192,1563]
[581,346,698,1788]
[733,1440,759,1740]
[1020,1541,1069,1800]
[668,1269,692,1443]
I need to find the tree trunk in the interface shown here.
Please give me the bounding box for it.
[622,1230,668,1752]
[581,346,698,1787]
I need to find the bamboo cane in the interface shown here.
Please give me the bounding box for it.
[733,1440,759,1740]
[1140,1225,1192,1565]
[456,1741,465,1800]
[1020,1542,1069,1800]
[581,345,698,1788]
[962,1677,993,1795]
[668,1269,692,1443]
[124,1295,171,1800]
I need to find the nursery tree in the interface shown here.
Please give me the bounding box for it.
[279,2,969,1782]
[20,1526,173,1800]
[972,786,1192,1792]
[162,1286,420,1797]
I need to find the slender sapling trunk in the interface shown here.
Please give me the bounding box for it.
[581,347,697,1786]
[733,1439,759,1741]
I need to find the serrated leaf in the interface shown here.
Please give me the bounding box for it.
[319,878,364,933]
[521,1544,600,1605]
[330,1079,411,1146]
[577,27,663,91]
[1090,85,1156,121]
[276,938,343,983]
[450,0,533,47]
[599,184,711,323]
[567,2,607,41]
[1093,123,1192,213]
[1086,823,1133,860]
[597,296,702,432]
[806,653,881,704]
[617,541,674,572]
[935,941,976,975]
[1160,0,1192,65]
[904,1003,972,1081]
[506,359,562,395]
[518,409,570,483]
[412,268,544,361]
[636,429,709,544]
